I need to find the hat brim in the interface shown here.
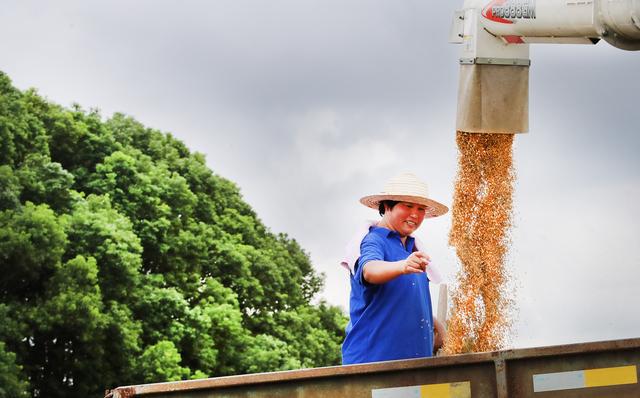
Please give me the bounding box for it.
[360,194,449,218]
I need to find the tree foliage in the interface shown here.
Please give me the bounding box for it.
[0,71,347,398]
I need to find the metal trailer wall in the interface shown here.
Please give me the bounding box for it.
[107,338,640,398]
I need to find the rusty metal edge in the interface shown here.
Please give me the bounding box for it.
[106,337,640,397]
[490,337,640,361]
[493,358,508,398]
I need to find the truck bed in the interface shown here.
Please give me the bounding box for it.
[106,337,640,398]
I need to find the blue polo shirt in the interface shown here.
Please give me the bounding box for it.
[342,226,434,364]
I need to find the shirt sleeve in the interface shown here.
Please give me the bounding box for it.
[354,233,385,286]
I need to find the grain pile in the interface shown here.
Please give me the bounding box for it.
[443,131,516,354]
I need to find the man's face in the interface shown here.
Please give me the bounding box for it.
[385,201,427,237]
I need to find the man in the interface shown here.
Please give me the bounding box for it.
[342,172,448,365]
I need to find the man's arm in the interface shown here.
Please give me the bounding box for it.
[363,251,431,284]
[433,317,447,354]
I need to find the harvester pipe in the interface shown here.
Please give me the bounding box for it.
[453,0,640,53]
[451,0,639,135]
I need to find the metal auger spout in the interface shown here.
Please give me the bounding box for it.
[450,0,640,134]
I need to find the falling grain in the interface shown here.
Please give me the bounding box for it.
[444,131,516,354]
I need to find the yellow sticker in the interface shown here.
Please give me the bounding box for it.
[584,365,637,387]
[420,381,470,398]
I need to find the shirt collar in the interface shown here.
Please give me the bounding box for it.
[370,226,416,247]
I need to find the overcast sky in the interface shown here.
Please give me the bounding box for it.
[1,0,638,350]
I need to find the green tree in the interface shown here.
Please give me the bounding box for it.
[31,255,106,397]
[0,165,21,211]
[45,105,119,187]
[192,280,250,375]
[135,341,190,383]
[0,341,29,398]
[16,154,75,212]
[242,334,301,374]
[61,194,143,303]
[0,203,66,300]
[0,71,347,398]
[0,73,49,168]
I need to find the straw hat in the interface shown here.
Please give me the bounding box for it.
[360,172,449,218]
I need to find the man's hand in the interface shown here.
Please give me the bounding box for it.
[402,251,430,274]
[433,317,447,354]
[363,251,431,284]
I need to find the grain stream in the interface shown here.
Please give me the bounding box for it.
[443,131,516,354]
